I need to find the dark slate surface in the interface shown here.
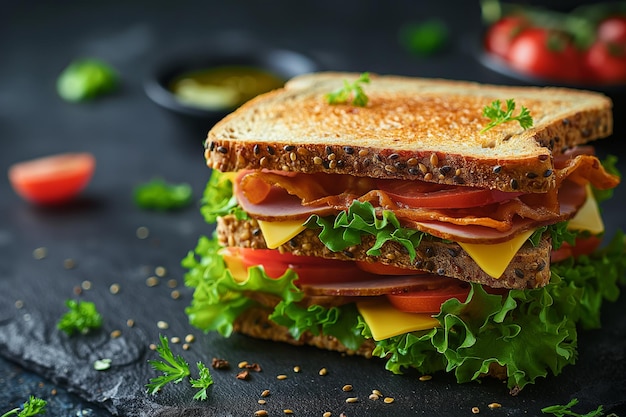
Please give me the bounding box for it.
[1,1,626,416]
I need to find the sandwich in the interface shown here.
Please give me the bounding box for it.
[182,72,625,393]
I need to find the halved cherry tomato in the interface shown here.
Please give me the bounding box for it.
[375,179,523,209]
[597,15,626,44]
[484,15,530,59]
[584,40,626,84]
[8,152,96,205]
[237,248,372,284]
[356,260,427,275]
[551,235,602,263]
[386,279,471,313]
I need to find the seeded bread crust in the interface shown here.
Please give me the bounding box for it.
[205,72,612,193]
[216,214,552,289]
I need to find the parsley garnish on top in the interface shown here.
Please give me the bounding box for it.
[325,72,371,107]
[57,299,103,336]
[1,396,47,417]
[541,398,604,417]
[480,98,533,133]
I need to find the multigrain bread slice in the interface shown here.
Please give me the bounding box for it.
[216,214,552,289]
[205,72,613,193]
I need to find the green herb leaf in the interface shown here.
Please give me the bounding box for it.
[93,358,112,371]
[399,19,449,56]
[57,58,118,102]
[200,170,248,224]
[57,299,103,336]
[325,72,370,107]
[190,362,214,401]
[542,398,604,417]
[1,396,47,417]
[480,98,534,133]
[134,178,193,211]
[146,334,191,395]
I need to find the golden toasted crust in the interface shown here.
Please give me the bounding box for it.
[216,215,552,289]
[205,72,612,192]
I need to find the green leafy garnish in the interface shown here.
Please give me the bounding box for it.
[399,19,449,56]
[542,398,604,417]
[480,98,534,133]
[325,72,370,107]
[93,358,112,371]
[146,334,214,400]
[200,170,247,224]
[529,222,578,249]
[190,362,214,401]
[57,58,118,102]
[1,396,47,417]
[57,299,103,336]
[134,178,193,211]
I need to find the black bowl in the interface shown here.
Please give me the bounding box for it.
[144,44,320,121]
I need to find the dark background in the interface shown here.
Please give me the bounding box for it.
[1,1,625,416]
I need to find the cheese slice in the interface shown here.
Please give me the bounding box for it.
[567,184,604,235]
[458,229,535,279]
[357,299,440,341]
[257,219,306,249]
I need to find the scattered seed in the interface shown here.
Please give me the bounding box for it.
[110,330,122,339]
[63,258,76,269]
[73,286,82,295]
[238,361,249,369]
[319,367,328,376]
[157,321,169,330]
[372,389,383,397]
[81,280,92,290]
[342,384,353,392]
[277,374,288,380]
[185,334,195,343]
[383,397,394,404]
[472,406,480,414]
[236,370,250,380]
[155,266,167,277]
[170,290,181,300]
[32,247,47,260]
[149,343,157,351]
[258,399,266,405]
[136,226,149,239]
[284,410,294,415]
[182,343,190,350]
[345,397,358,403]
[419,375,432,381]
[15,300,24,309]
[254,410,268,417]
[369,394,380,401]
[211,358,230,369]
[246,363,262,372]
[293,365,301,373]
[51,389,57,395]
[488,403,502,410]
[109,283,121,294]
[261,389,271,397]
[323,412,332,417]
[146,276,159,287]
[167,279,177,288]
[170,336,181,344]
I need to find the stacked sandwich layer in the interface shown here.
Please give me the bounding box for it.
[183,73,625,392]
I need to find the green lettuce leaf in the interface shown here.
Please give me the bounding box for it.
[199,170,247,224]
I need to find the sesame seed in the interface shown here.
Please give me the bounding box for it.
[217,146,228,154]
[345,397,358,403]
[369,393,380,401]
[313,156,323,165]
[15,300,24,309]
[389,153,399,160]
[254,410,268,417]
[372,389,382,396]
[344,146,354,154]
[358,149,369,157]
[167,279,178,288]
[63,258,76,269]
[277,374,288,380]
[284,145,295,151]
[259,156,268,167]
[238,361,249,368]
[342,384,353,392]
[430,153,439,167]
[383,397,394,404]
[149,343,157,351]
[297,147,309,156]
[439,165,452,175]
[290,152,297,162]
[328,160,337,169]
[182,344,190,350]
[384,164,397,173]
[109,283,121,294]
[323,412,332,417]
[488,403,502,409]
[33,247,47,260]
[110,330,122,339]
[136,226,150,239]
[424,173,433,181]
[81,280,92,290]
[472,406,480,414]
[284,410,294,415]
[258,399,266,405]
[419,375,432,381]
[170,336,181,344]
[185,334,195,343]
[261,389,271,397]
[157,321,169,330]
[146,276,159,287]
[319,367,328,376]
[293,365,301,373]
[492,165,502,174]
[455,168,462,176]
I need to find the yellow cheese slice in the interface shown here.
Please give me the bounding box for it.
[458,229,535,279]
[257,219,306,249]
[219,248,248,282]
[357,299,440,341]
[567,184,604,235]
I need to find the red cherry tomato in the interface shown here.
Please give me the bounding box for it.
[584,40,626,84]
[8,152,96,205]
[506,28,584,83]
[237,248,372,284]
[386,279,471,314]
[375,179,523,209]
[597,15,626,43]
[484,15,530,59]
[550,235,602,263]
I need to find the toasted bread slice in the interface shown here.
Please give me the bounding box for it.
[216,214,552,289]
[205,72,612,193]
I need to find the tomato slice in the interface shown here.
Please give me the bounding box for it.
[8,153,96,205]
[551,235,602,263]
[386,280,471,313]
[375,178,523,209]
[237,248,373,284]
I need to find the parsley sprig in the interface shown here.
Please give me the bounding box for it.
[480,98,533,133]
[1,396,47,417]
[57,299,103,336]
[541,398,604,417]
[146,335,213,400]
[325,72,370,107]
